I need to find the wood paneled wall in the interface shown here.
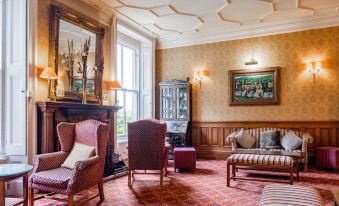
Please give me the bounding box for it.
[192,121,339,163]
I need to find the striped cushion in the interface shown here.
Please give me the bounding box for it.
[227,154,293,166]
[260,184,324,206]
[234,148,302,153]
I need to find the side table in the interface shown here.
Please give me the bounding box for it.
[0,164,33,206]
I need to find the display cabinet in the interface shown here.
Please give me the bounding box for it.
[159,79,192,159]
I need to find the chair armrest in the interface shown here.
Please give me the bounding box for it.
[73,156,100,171]
[68,156,101,194]
[226,132,238,150]
[33,151,68,173]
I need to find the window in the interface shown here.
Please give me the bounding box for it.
[116,42,139,140]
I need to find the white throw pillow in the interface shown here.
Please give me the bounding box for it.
[61,142,95,169]
[235,129,256,149]
[281,130,303,150]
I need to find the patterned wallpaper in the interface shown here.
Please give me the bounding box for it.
[155,26,339,121]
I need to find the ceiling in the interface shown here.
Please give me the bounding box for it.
[81,0,339,49]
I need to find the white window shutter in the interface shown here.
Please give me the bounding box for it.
[5,0,27,155]
[139,45,152,119]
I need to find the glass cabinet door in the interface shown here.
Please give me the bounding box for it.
[176,87,189,119]
[161,87,174,119]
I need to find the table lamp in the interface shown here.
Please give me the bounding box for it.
[111,80,121,106]
[40,67,58,100]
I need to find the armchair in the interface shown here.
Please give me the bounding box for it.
[29,119,108,206]
[127,119,168,187]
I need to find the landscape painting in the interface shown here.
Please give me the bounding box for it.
[229,67,279,105]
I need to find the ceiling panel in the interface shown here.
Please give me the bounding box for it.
[171,0,227,15]
[155,14,202,32]
[120,0,169,8]
[81,0,339,48]
[117,7,157,25]
[218,0,273,23]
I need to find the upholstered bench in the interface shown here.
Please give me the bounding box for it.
[226,154,295,187]
[174,147,196,172]
[260,184,324,206]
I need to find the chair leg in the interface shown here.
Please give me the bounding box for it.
[227,163,230,187]
[68,195,74,206]
[98,182,105,202]
[128,170,132,187]
[160,170,164,187]
[28,188,34,206]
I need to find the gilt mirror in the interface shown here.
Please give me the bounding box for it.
[49,5,105,103]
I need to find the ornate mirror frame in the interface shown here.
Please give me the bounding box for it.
[49,4,105,103]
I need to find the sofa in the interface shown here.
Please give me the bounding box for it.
[226,128,313,171]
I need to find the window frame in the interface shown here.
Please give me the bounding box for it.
[116,41,140,140]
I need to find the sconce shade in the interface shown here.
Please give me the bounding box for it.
[40,67,58,79]
[111,80,121,90]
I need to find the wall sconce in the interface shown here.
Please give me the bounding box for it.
[306,61,321,80]
[245,58,258,65]
[194,70,208,88]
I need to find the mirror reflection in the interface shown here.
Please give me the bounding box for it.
[58,19,96,94]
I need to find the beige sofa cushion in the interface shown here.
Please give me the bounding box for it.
[281,131,303,150]
[235,129,256,149]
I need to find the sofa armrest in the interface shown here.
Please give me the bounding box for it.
[302,133,314,143]
[226,132,238,150]
[301,133,313,152]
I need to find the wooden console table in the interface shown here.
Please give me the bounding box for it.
[36,101,121,176]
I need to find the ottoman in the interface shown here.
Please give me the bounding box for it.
[316,147,339,171]
[173,147,196,172]
[260,184,324,206]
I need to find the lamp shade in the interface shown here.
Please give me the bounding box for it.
[40,67,58,79]
[111,80,121,89]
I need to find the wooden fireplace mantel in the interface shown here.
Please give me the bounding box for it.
[36,101,122,154]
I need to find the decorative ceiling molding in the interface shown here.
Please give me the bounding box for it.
[80,0,339,48]
[156,12,339,49]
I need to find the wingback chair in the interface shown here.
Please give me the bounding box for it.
[29,119,108,206]
[128,119,168,187]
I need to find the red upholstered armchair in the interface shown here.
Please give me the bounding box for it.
[29,119,108,206]
[128,119,169,187]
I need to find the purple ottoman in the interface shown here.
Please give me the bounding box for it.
[173,147,196,172]
[316,147,339,171]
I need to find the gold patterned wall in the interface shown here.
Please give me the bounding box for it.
[156,26,339,121]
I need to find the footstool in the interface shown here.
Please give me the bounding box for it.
[260,184,324,206]
[227,154,296,186]
[173,147,196,172]
[316,147,339,171]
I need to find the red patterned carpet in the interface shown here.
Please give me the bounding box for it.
[32,160,339,206]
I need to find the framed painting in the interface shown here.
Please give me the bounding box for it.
[229,67,280,106]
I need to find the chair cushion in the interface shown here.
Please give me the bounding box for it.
[281,131,302,150]
[260,130,281,149]
[31,167,73,189]
[235,129,256,149]
[234,148,302,153]
[61,142,95,169]
[260,184,324,206]
[227,154,293,166]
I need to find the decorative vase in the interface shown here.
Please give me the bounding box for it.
[82,77,87,104]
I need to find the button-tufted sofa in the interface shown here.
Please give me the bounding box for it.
[226,128,313,171]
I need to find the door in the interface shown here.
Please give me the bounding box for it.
[4,0,27,155]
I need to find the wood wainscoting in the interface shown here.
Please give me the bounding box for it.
[192,121,339,163]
